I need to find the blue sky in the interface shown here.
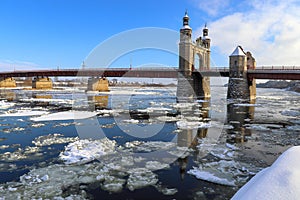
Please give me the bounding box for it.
[1,0,300,71]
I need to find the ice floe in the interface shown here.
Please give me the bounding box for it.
[59,138,116,164]
[232,146,300,200]
[32,134,78,146]
[188,160,258,187]
[188,167,236,186]
[176,120,211,129]
[31,111,99,122]
[0,100,15,109]
[127,168,158,191]
[0,110,49,117]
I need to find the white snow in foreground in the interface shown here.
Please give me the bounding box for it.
[59,138,116,164]
[232,146,300,200]
[0,110,49,117]
[30,111,98,121]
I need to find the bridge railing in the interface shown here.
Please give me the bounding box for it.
[255,66,300,70]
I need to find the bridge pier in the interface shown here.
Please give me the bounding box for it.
[87,77,109,92]
[227,46,256,101]
[32,77,53,89]
[0,77,16,88]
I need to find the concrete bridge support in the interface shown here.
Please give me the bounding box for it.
[227,46,256,101]
[0,77,16,88]
[192,72,210,98]
[32,77,53,89]
[87,77,109,92]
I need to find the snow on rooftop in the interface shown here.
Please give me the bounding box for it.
[232,146,300,200]
[230,46,246,56]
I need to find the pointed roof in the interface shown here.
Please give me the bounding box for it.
[230,46,246,56]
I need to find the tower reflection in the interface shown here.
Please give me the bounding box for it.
[176,99,210,179]
[226,100,255,143]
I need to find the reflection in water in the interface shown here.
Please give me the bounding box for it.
[32,94,53,106]
[226,100,255,143]
[176,99,210,179]
[0,90,16,101]
[88,95,109,110]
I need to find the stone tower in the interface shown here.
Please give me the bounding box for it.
[177,12,211,101]
[227,46,256,100]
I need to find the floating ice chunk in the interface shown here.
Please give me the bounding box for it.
[155,184,178,195]
[0,110,49,117]
[31,123,45,128]
[135,141,176,152]
[32,134,78,146]
[188,167,236,186]
[156,116,179,122]
[127,168,158,191]
[145,161,169,171]
[59,138,116,164]
[31,111,99,122]
[0,100,15,109]
[232,146,300,200]
[101,176,126,193]
[176,120,211,129]
[122,119,139,124]
[0,146,42,161]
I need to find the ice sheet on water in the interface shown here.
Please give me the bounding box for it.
[31,111,99,122]
[281,109,300,117]
[188,167,236,186]
[32,134,78,146]
[188,160,259,187]
[59,138,116,164]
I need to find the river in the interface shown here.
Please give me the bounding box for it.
[0,81,299,199]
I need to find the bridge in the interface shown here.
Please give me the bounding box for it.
[0,66,299,79]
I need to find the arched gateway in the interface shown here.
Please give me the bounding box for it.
[177,12,211,100]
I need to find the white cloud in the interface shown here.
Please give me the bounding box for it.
[195,0,300,66]
[0,60,42,71]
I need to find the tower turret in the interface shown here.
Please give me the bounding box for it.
[180,11,192,42]
[202,24,211,49]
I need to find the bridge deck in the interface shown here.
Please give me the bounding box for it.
[0,67,300,80]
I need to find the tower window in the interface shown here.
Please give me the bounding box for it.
[234,61,237,66]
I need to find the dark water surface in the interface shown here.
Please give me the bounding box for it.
[0,86,299,199]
